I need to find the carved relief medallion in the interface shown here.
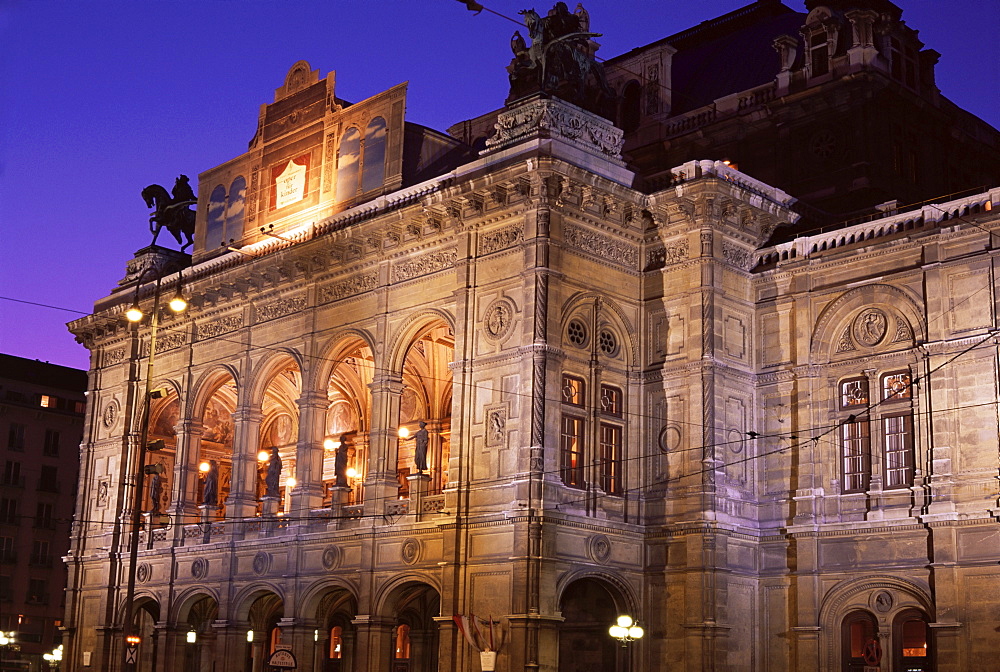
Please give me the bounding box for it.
[321,545,341,570]
[252,551,271,576]
[483,299,515,341]
[103,399,120,429]
[136,563,152,584]
[871,590,893,613]
[588,535,612,564]
[853,308,888,347]
[191,557,208,579]
[401,538,421,565]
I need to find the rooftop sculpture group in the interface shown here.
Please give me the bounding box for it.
[506,2,614,118]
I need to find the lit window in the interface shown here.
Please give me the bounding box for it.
[841,419,871,493]
[562,375,585,406]
[39,395,53,408]
[600,385,622,417]
[599,423,622,495]
[560,416,584,488]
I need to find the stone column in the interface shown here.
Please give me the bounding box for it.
[227,408,264,522]
[292,390,328,517]
[365,374,405,519]
[277,618,318,672]
[169,418,202,546]
[350,615,395,672]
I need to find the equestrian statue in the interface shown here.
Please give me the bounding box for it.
[142,174,197,252]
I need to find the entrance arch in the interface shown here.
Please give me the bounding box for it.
[558,576,629,672]
[380,581,441,672]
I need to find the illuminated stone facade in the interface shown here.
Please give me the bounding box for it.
[66,4,1000,672]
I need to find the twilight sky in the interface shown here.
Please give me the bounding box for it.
[1,0,997,371]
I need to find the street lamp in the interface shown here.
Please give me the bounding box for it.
[120,266,187,670]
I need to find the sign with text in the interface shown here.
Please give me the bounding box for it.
[267,648,297,669]
[272,156,308,210]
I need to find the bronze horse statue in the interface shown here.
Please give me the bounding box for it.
[142,175,197,252]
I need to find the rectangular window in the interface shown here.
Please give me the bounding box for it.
[2,461,21,487]
[27,578,47,605]
[882,371,912,401]
[560,416,584,488]
[600,385,623,417]
[883,414,914,488]
[599,423,622,495]
[810,33,829,77]
[39,395,54,408]
[31,540,50,567]
[0,499,16,525]
[43,430,60,457]
[38,466,59,493]
[7,424,25,451]
[0,537,13,563]
[842,419,871,493]
[0,575,10,601]
[561,375,585,406]
[841,378,869,409]
[35,502,53,529]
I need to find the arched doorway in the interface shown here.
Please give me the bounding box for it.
[315,588,358,672]
[841,610,878,672]
[894,609,932,672]
[244,593,283,672]
[398,322,453,497]
[131,598,159,672]
[383,582,440,672]
[179,594,218,672]
[558,578,623,672]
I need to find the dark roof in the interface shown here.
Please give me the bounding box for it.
[669,6,804,114]
[0,353,88,392]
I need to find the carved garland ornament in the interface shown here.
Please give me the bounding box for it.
[563,223,638,268]
[390,250,457,283]
[198,315,243,340]
[256,297,307,322]
[318,274,378,304]
[479,223,524,256]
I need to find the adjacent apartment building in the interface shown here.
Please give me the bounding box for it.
[0,354,85,671]
[64,1,1000,671]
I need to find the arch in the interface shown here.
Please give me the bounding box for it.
[374,574,443,616]
[248,348,305,409]
[186,365,241,420]
[819,575,933,672]
[336,126,361,203]
[361,116,387,193]
[231,584,286,624]
[559,292,639,368]
[557,574,633,672]
[386,309,457,373]
[173,589,222,624]
[297,578,360,621]
[620,80,641,133]
[555,569,639,615]
[810,284,925,360]
[206,184,227,249]
[313,328,379,391]
[376,579,442,670]
[226,176,247,243]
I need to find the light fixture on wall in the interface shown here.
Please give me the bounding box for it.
[398,427,410,438]
[609,615,644,646]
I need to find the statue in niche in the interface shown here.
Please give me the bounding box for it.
[142,174,197,252]
[203,460,219,506]
[334,435,350,487]
[149,472,163,516]
[265,446,282,498]
[506,2,613,117]
[405,421,430,473]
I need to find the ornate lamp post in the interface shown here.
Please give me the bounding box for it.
[120,267,187,670]
[608,615,643,671]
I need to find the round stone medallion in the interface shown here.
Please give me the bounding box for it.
[252,551,271,576]
[103,399,120,429]
[321,545,341,570]
[483,299,515,341]
[136,563,151,584]
[871,590,894,613]
[853,308,888,347]
[658,425,681,453]
[401,538,421,565]
[588,535,612,564]
[191,557,208,579]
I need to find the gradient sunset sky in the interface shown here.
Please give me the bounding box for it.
[1,0,997,371]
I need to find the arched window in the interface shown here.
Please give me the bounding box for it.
[206,185,227,249]
[894,610,931,671]
[621,80,641,133]
[226,176,246,243]
[336,127,361,203]
[841,610,878,672]
[393,624,411,660]
[361,117,387,193]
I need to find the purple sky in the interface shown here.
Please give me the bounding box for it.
[1,0,997,371]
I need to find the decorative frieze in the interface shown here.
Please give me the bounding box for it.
[154,332,187,354]
[646,240,689,269]
[563,223,638,269]
[105,347,127,366]
[318,274,378,304]
[484,96,624,161]
[390,250,457,283]
[198,315,244,340]
[479,224,524,256]
[722,242,753,270]
[256,296,307,322]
